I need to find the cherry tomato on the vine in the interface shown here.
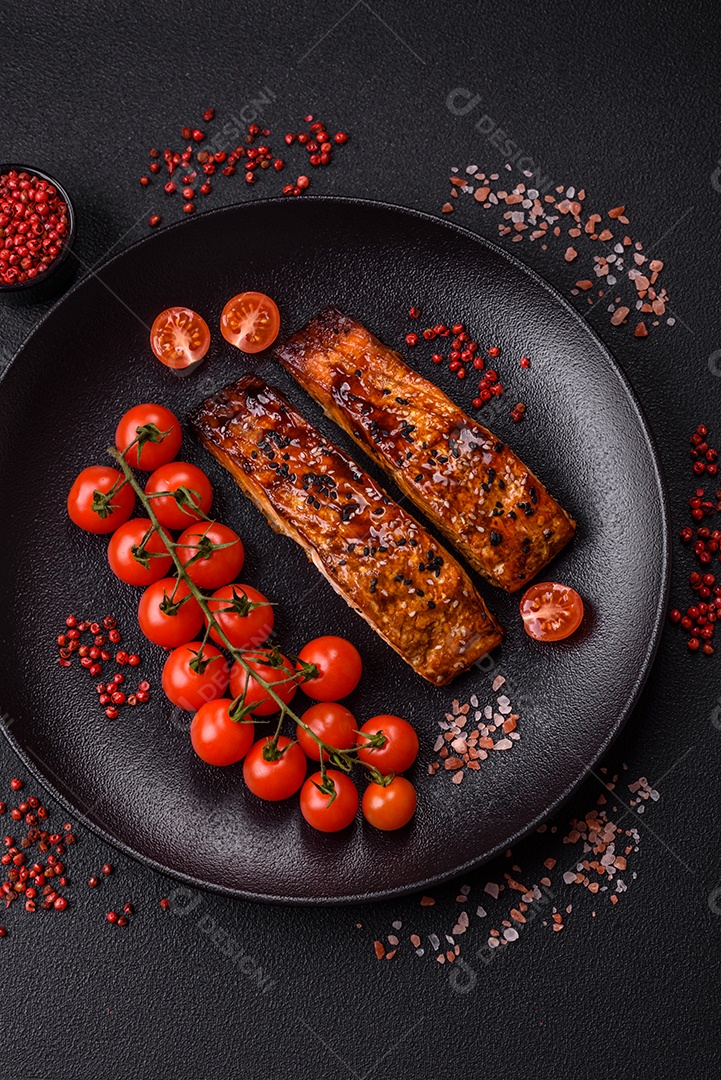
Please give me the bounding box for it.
[297,636,362,701]
[190,699,254,766]
[108,517,173,586]
[177,522,245,589]
[519,582,584,642]
[206,584,274,650]
[115,403,183,471]
[296,702,358,762]
[144,461,213,530]
[229,649,297,716]
[356,715,419,775]
[220,291,280,353]
[138,577,203,648]
[243,736,306,801]
[362,776,417,831]
[67,466,135,534]
[300,770,359,832]
[150,307,210,370]
[162,641,230,711]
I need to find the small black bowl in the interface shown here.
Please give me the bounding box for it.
[0,164,77,305]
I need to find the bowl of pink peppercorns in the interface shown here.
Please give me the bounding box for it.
[0,165,76,302]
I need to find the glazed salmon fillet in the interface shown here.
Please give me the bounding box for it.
[192,376,503,686]
[276,307,576,591]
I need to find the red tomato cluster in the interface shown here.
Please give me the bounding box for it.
[67,402,419,833]
[294,703,419,832]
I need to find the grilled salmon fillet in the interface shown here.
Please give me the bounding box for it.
[276,308,576,592]
[191,376,503,686]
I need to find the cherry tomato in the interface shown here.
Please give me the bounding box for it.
[206,584,274,649]
[300,770,359,832]
[162,641,230,711]
[177,522,245,589]
[356,715,419,774]
[115,403,182,471]
[519,582,585,642]
[362,777,417,831]
[138,577,203,648]
[296,702,357,762]
[229,650,298,716]
[144,462,213,530]
[190,699,254,766]
[297,636,362,701]
[150,306,210,370]
[67,466,135,535]
[107,517,173,586]
[220,291,280,353]
[243,736,306,801]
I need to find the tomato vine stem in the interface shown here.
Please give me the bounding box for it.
[108,446,382,777]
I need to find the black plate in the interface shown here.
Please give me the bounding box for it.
[0,198,670,904]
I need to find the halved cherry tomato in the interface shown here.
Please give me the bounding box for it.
[144,461,213,530]
[150,307,210,370]
[296,702,358,762]
[138,577,203,648]
[115,403,182,471]
[356,715,419,774]
[220,291,280,353]
[190,699,254,766]
[206,584,274,649]
[229,649,298,716]
[519,582,584,642]
[107,517,173,586]
[243,736,307,801]
[177,522,245,589]
[67,466,135,534]
[300,770,359,832]
[297,636,362,701]
[362,777,417,831]
[162,641,230,711]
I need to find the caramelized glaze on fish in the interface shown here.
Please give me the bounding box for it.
[192,376,503,685]
[276,308,575,591]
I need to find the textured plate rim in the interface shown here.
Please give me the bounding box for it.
[0,195,672,905]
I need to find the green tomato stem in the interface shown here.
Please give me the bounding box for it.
[108,446,360,767]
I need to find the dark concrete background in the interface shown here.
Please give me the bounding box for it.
[1,2,720,1077]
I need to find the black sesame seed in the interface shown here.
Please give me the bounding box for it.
[490,531,502,546]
